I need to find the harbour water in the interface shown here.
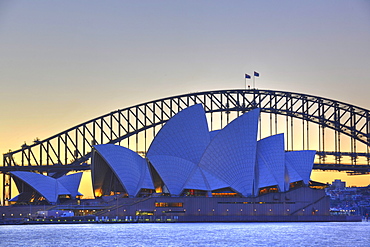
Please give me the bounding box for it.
[1,222,369,247]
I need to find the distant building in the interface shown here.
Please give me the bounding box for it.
[332,179,346,190]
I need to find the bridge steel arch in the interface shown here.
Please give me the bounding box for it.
[2,89,370,204]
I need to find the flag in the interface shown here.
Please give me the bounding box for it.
[254,71,259,77]
[245,74,251,79]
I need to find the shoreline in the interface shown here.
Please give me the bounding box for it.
[1,215,363,225]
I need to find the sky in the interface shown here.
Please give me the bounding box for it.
[0,1,370,198]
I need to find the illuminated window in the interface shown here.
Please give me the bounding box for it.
[258,186,278,195]
[155,202,183,207]
[212,192,238,197]
[289,181,304,189]
[136,211,154,216]
[182,189,207,197]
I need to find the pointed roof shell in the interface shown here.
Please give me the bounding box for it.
[10,171,73,203]
[285,150,315,184]
[256,134,285,192]
[57,173,83,198]
[148,155,197,195]
[147,104,210,164]
[199,108,260,196]
[183,167,229,191]
[93,144,154,197]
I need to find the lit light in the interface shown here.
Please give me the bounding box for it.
[269,209,272,212]
[94,189,103,197]
[287,209,290,211]
[254,209,257,212]
[155,186,162,193]
[240,209,243,211]
[198,209,201,211]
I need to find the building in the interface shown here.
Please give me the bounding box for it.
[3,105,359,222]
[9,171,83,204]
[90,105,331,219]
[331,179,346,190]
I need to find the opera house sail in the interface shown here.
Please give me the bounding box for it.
[91,104,316,198]
[9,172,82,204]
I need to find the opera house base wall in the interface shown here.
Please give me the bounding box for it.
[101,187,331,219]
[0,188,362,223]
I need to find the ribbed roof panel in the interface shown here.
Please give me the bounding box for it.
[284,153,304,190]
[209,130,221,140]
[147,104,210,164]
[10,171,73,203]
[94,144,154,196]
[201,169,229,191]
[199,109,260,196]
[57,173,83,198]
[183,167,209,191]
[149,155,197,195]
[285,150,315,184]
[256,134,285,191]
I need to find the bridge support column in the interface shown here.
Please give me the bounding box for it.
[2,173,11,206]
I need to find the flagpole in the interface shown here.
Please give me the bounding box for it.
[253,71,259,89]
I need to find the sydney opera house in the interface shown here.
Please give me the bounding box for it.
[6,105,331,221]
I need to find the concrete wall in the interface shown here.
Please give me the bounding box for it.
[106,187,330,218]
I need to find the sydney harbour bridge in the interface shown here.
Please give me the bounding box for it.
[1,89,370,205]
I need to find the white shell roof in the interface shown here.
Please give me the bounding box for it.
[255,155,278,192]
[183,167,209,191]
[209,130,221,140]
[199,108,260,196]
[183,167,229,191]
[256,134,285,192]
[285,150,316,184]
[94,144,154,196]
[284,152,304,188]
[11,171,81,203]
[58,173,83,198]
[149,155,197,195]
[147,104,210,164]
[200,169,229,190]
